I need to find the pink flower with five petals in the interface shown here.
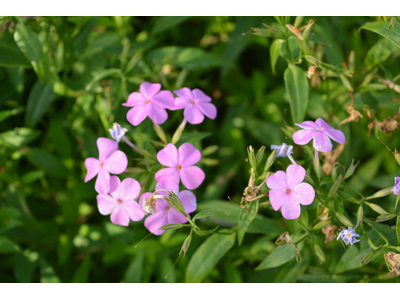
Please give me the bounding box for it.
[172,87,217,124]
[139,180,197,235]
[123,82,175,126]
[293,118,345,152]
[84,138,128,194]
[266,164,315,220]
[97,176,144,226]
[155,143,205,190]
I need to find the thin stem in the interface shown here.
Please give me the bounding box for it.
[288,154,297,165]
[122,135,139,151]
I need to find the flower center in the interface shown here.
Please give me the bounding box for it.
[166,206,170,213]
[346,233,352,238]
[190,100,195,104]
[100,162,104,167]
[117,199,123,205]
[285,189,291,194]
[177,164,182,171]
[145,99,150,103]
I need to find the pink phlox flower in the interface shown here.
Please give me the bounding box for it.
[293,118,345,152]
[139,180,197,235]
[266,164,315,220]
[155,142,205,190]
[123,82,175,126]
[96,176,144,226]
[84,137,128,194]
[172,87,217,124]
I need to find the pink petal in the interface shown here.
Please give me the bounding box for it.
[97,138,118,162]
[95,168,110,194]
[148,103,168,124]
[84,157,100,182]
[168,208,187,224]
[324,130,345,145]
[156,180,180,196]
[269,190,286,211]
[110,205,130,226]
[103,150,128,174]
[144,211,168,235]
[313,131,333,152]
[155,167,180,184]
[293,129,315,145]
[184,104,204,124]
[173,87,193,100]
[292,183,315,205]
[152,90,175,109]
[140,82,161,99]
[315,118,334,131]
[180,166,205,190]
[139,192,153,208]
[96,194,117,215]
[197,102,217,120]
[192,88,211,102]
[126,105,149,126]
[179,190,197,213]
[281,199,301,220]
[178,142,201,167]
[119,178,141,201]
[286,164,306,189]
[294,121,318,130]
[123,92,145,107]
[123,201,145,221]
[172,97,190,110]
[109,176,121,199]
[157,143,179,167]
[266,170,287,190]
[315,118,345,144]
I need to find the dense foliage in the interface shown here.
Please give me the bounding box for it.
[1,16,400,283]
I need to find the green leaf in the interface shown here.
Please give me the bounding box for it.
[397,216,400,246]
[364,202,389,215]
[85,68,122,91]
[0,107,24,123]
[312,220,331,231]
[186,233,235,283]
[360,22,400,48]
[72,254,91,283]
[270,39,283,75]
[25,80,57,127]
[151,16,192,36]
[375,213,398,223]
[0,46,30,67]
[256,241,304,270]
[13,250,39,283]
[39,258,61,283]
[26,148,69,177]
[335,212,354,227]
[284,65,309,124]
[74,17,98,57]
[314,244,325,263]
[158,223,184,230]
[0,128,40,148]
[194,226,219,236]
[0,236,20,253]
[192,210,228,221]
[238,200,259,245]
[328,174,343,199]
[177,132,212,146]
[14,23,46,80]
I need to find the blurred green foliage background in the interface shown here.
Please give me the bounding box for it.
[1,16,400,283]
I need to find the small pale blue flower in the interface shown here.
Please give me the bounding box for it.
[109,123,128,143]
[391,177,400,195]
[271,143,293,158]
[337,227,360,245]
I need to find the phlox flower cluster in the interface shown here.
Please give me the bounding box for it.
[84,82,217,234]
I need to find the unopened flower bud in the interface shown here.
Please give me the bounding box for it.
[109,123,128,143]
[271,143,293,158]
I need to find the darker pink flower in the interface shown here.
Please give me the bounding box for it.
[139,180,197,235]
[293,118,345,152]
[97,176,144,226]
[123,82,175,126]
[84,138,128,194]
[266,164,315,220]
[172,87,217,124]
[155,143,205,190]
